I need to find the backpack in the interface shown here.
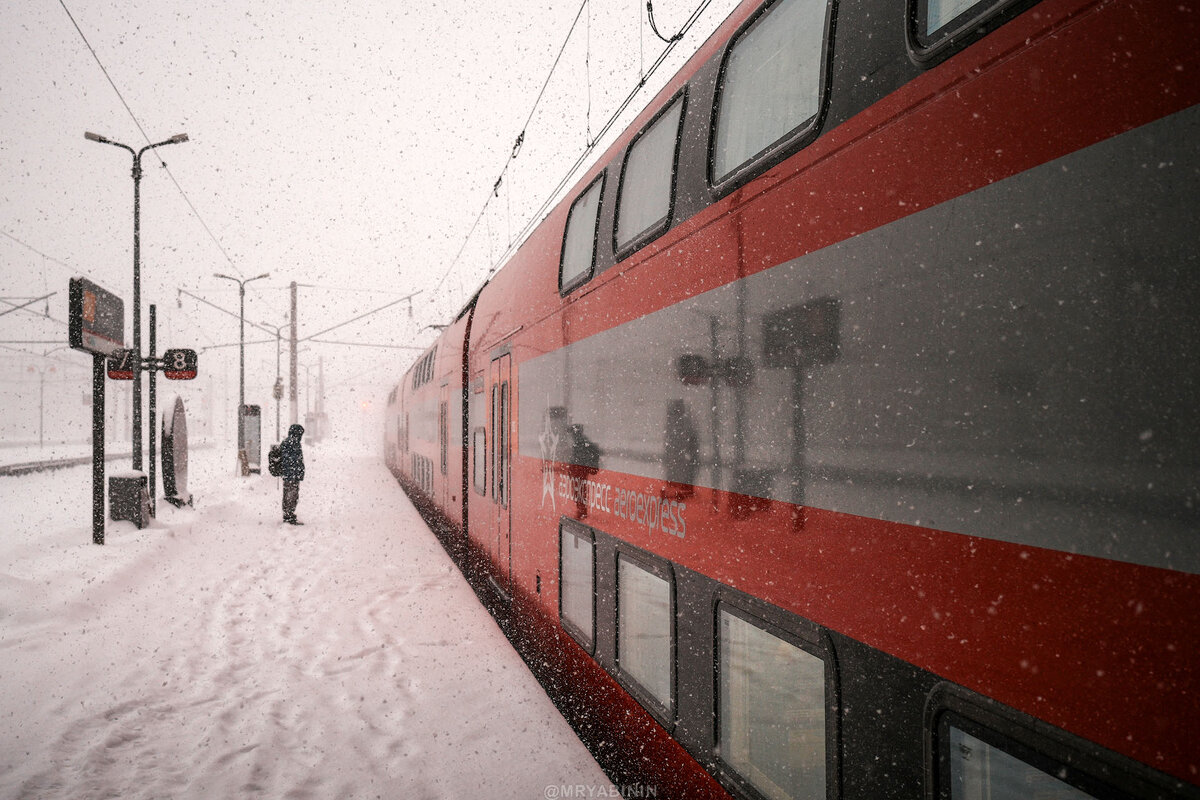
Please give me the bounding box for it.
[268,444,282,477]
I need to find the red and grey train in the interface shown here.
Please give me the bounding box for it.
[385,0,1199,797]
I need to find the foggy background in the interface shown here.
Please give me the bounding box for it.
[1,0,742,454]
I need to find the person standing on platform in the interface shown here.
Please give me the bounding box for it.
[280,424,305,525]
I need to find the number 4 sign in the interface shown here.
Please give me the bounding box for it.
[162,349,198,380]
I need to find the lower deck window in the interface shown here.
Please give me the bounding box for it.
[559,524,595,650]
[718,606,826,800]
[617,554,673,715]
[924,0,976,35]
[947,727,1099,800]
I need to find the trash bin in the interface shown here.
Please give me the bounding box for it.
[110,472,151,529]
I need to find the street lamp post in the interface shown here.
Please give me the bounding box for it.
[214,272,269,474]
[27,365,57,448]
[261,320,286,443]
[85,130,188,472]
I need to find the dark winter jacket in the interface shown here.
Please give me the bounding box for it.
[280,424,305,482]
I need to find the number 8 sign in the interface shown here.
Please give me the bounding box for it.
[163,349,198,380]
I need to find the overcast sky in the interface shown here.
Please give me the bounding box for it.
[0,0,742,446]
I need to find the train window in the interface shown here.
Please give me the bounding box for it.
[615,94,685,254]
[438,400,448,475]
[491,386,499,500]
[711,0,830,187]
[559,522,595,652]
[927,684,1182,800]
[491,381,510,507]
[412,350,434,389]
[923,0,978,34]
[944,726,1099,800]
[616,552,674,720]
[560,174,605,294]
[908,0,1040,62]
[717,604,826,800]
[472,427,486,495]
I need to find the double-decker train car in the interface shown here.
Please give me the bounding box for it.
[384,309,471,536]
[387,0,1200,797]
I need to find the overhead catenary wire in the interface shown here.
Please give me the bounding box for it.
[647,0,686,43]
[1,229,77,276]
[298,291,422,343]
[58,0,241,272]
[0,293,56,319]
[429,0,720,299]
[427,0,592,296]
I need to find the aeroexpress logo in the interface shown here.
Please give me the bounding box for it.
[538,396,561,511]
[536,395,688,538]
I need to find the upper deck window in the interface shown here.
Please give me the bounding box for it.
[411,348,436,389]
[615,95,685,254]
[560,174,605,294]
[711,0,830,186]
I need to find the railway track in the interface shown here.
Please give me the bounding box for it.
[0,451,134,477]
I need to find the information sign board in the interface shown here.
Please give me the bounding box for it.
[69,277,124,357]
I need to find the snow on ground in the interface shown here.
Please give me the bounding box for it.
[0,435,609,799]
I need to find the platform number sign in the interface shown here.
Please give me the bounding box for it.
[163,349,198,380]
[69,277,124,357]
[106,348,136,380]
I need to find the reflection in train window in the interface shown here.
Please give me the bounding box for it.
[616,553,674,717]
[559,522,595,652]
[711,0,829,184]
[616,95,685,252]
[560,174,605,293]
[717,605,825,800]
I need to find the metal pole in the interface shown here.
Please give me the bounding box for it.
[149,304,157,517]
[305,366,312,415]
[275,326,281,441]
[132,151,143,472]
[38,369,45,449]
[92,354,105,545]
[289,281,298,425]
[238,281,245,464]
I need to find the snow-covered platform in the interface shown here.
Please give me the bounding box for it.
[0,437,608,798]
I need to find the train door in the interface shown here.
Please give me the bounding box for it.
[488,353,512,598]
